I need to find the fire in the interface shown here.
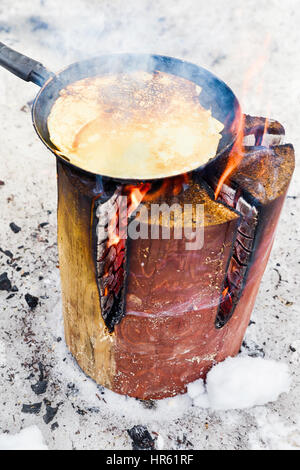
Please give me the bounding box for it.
[222,286,229,297]
[107,182,151,248]
[106,198,123,248]
[221,284,233,311]
[106,175,188,249]
[127,183,151,218]
[107,232,120,248]
[214,35,271,200]
[214,113,245,199]
[261,116,269,145]
[143,173,189,201]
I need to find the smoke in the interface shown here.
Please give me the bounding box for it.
[0,0,190,70]
[1,0,294,136]
[0,0,298,106]
[0,0,191,106]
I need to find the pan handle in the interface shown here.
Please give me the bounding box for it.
[0,42,54,87]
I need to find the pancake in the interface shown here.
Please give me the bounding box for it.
[47,71,224,179]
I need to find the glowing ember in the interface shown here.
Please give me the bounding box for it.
[222,286,229,297]
[219,283,233,319]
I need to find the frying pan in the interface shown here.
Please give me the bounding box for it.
[0,42,241,181]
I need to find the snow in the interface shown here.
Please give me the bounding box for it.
[61,353,291,424]
[0,341,6,367]
[0,0,299,451]
[204,356,291,410]
[0,426,48,450]
[186,356,291,411]
[249,409,300,450]
[187,378,206,399]
[49,311,291,420]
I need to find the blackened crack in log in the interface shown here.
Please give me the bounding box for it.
[205,166,259,327]
[215,190,258,328]
[202,116,293,329]
[95,189,128,332]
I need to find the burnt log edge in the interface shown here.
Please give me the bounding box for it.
[213,184,258,328]
[93,188,128,333]
[208,116,287,328]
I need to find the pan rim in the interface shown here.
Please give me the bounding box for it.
[32,53,241,182]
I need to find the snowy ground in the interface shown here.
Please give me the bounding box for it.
[0,0,299,450]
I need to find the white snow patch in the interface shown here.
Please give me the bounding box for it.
[193,393,210,408]
[187,356,291,410]
[187,378,210,408]
[49,304,291,421]
[0,426,48,450]
[102,387,193,422]
[249,408,300,450]
[187,378,205,398]
[0,340,6,367]
[156,434,165,450]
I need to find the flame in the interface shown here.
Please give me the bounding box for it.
[214,35,271,200]
[214,113,245,199]
[107,232,120,248]
[222,286,229,297]
[106,201,121,248]
[106,182,151,249]
[263,116,269,137]
[106,175,189,248]
[143,173,189,201]
[127,183,151,217]
[221,284,233,309]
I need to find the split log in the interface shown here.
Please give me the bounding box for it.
[56,115,294,400]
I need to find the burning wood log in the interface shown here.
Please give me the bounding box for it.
[0,44,293,400]
[56,115,294,400]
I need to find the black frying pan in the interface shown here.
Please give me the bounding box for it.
[0,42,241,181]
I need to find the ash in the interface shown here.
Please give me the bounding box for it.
[0,0,300,451]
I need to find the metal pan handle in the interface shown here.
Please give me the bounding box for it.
[0,42,54,87]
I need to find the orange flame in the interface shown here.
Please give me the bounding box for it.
[127,183,151,218]
[214,35,271,200]
[221,285,233,311]
[106,175,189,248]
[222,286,229,297]
[107,182,151,249]
[263,116,269,139]
[214,113,245,199]
[107,232,120,248]
[143,173,189,201]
